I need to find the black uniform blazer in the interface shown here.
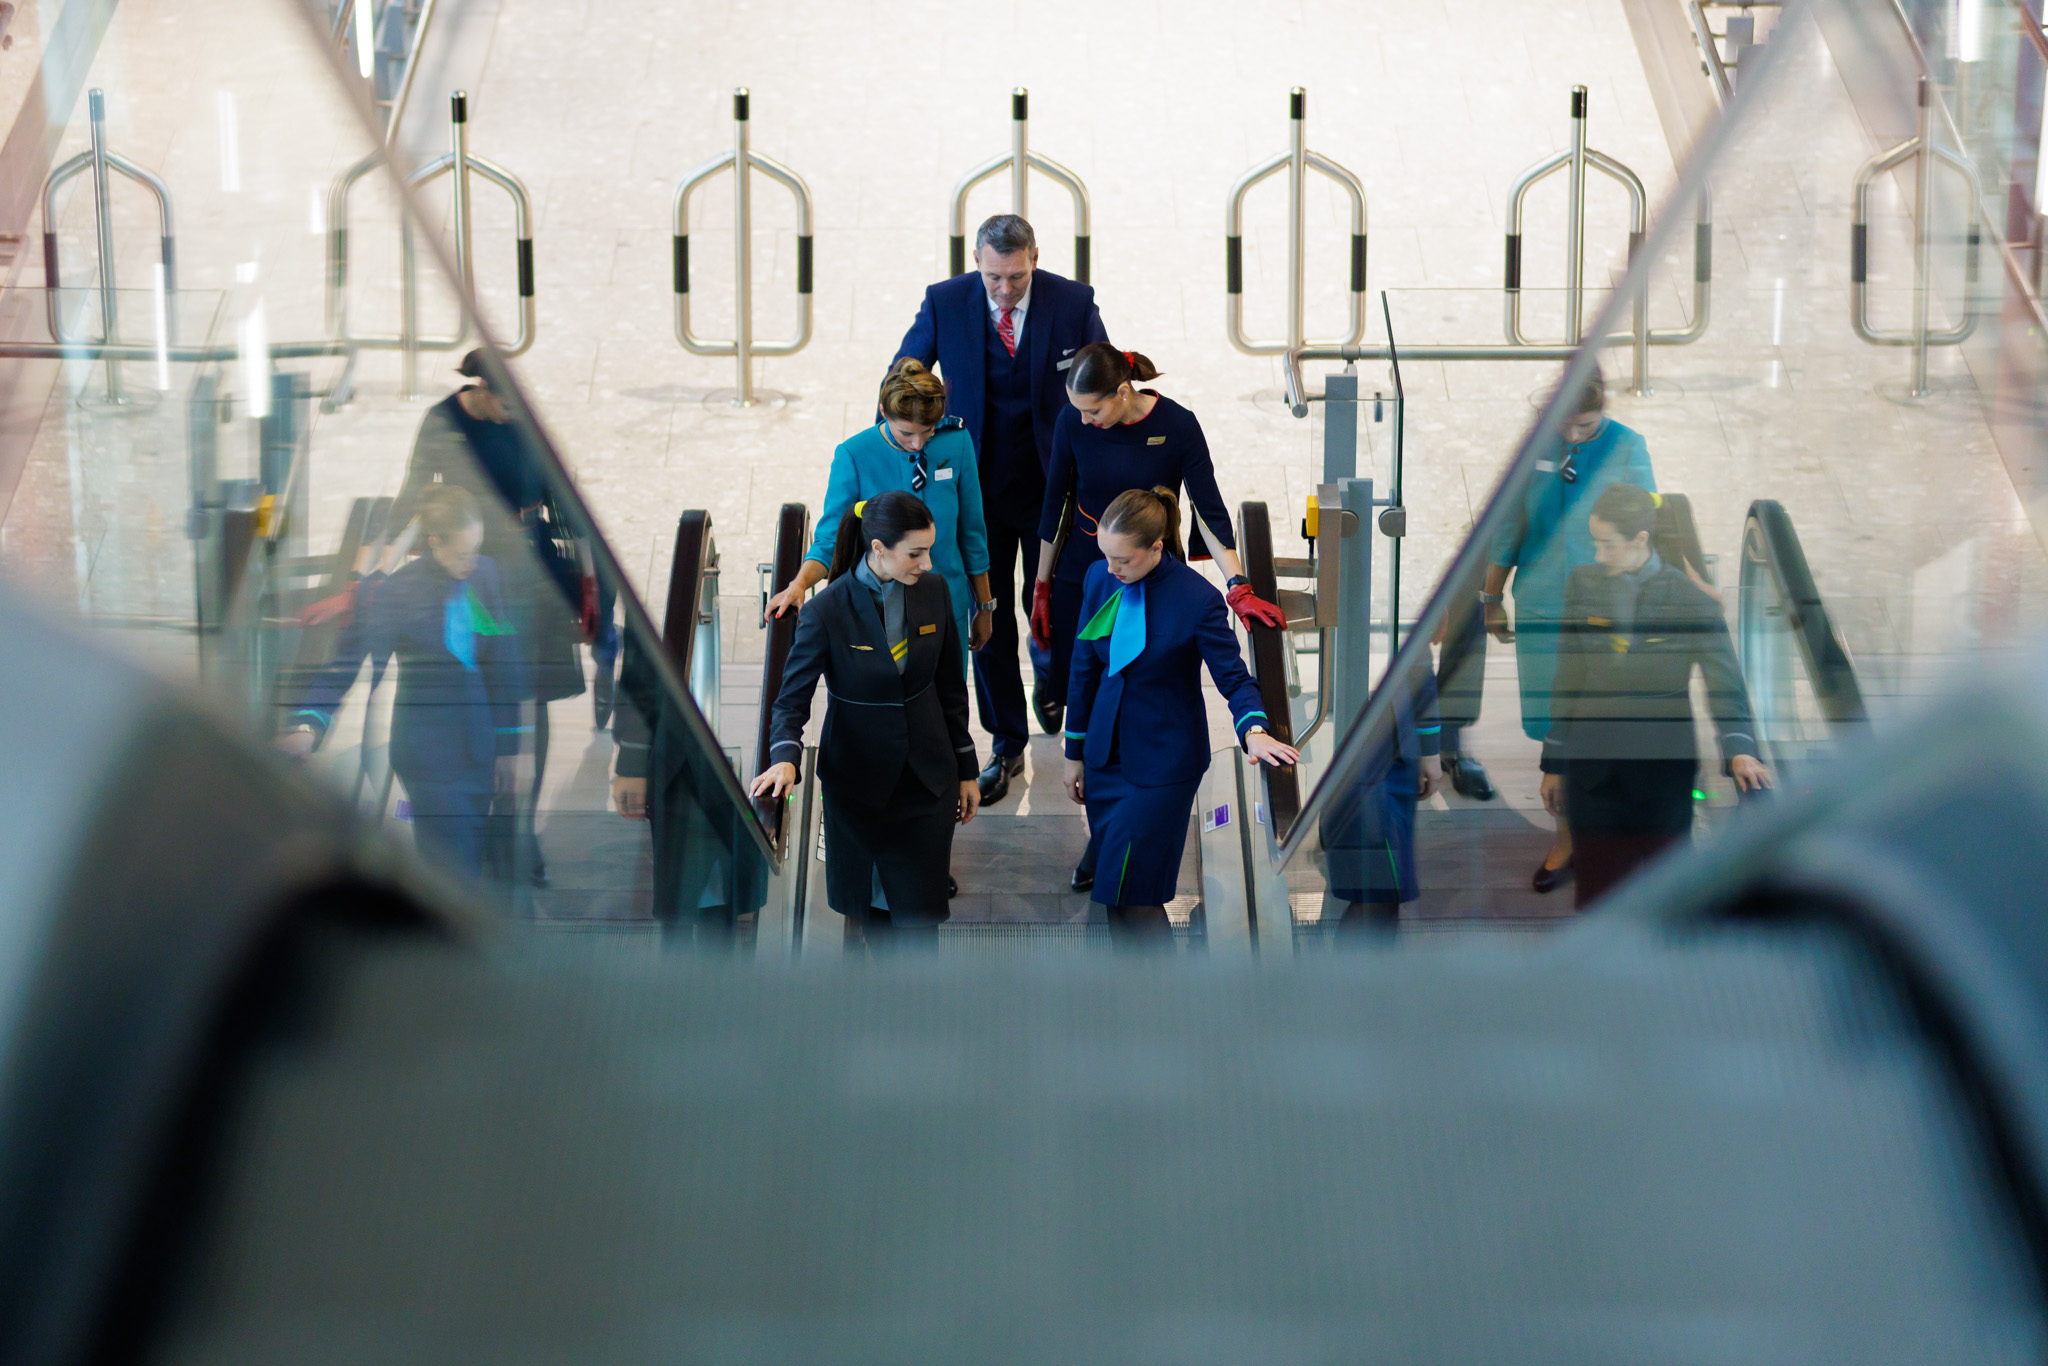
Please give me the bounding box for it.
[1541,562,1759,771]
[766,571,978,805]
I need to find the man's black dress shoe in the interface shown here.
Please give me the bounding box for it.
[1532,855,1573,895]
[1034,683,1063,735]
[1071,864,1095,893]
[978,753,1025,804]
[1445,753,1496,801]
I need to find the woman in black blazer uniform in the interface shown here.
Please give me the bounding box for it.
[751,491,981,944]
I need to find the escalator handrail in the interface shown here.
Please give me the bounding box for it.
[663,510,712,682]
[1740,499,1868,730]
[1236,501,1301,836]
[753,503,809,841]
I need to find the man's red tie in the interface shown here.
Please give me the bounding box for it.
[997,306,1017,356]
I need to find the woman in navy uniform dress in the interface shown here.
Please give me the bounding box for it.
[1062,487,1299,942]
[752,492,982,947]
[1029,343,1286,889]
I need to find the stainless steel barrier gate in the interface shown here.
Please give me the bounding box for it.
[1226,87,1367,357]
[673,88,815,408]
[38,88,176,403]
[947,88,1091,282]
[1281,86,1712,415]
[1850,76,1982,397]
[328,90,536,402]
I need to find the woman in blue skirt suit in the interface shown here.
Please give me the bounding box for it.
[1062,487,1300,942]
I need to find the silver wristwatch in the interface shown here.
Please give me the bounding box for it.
[1477,591,1504,605]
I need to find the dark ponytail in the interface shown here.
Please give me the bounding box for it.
[1099,486,1185,563]
[1066,341,1161,398]
[828,488,936,581]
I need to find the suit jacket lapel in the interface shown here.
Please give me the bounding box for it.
[1026,279,1053,406]
[951,282,985,434]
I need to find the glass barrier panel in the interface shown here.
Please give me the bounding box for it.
[1270,6,2048,939]
[0,1,787,947]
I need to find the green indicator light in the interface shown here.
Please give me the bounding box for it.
[1693,789,1707,801]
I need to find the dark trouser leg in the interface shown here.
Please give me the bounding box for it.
[973,512,1035,759]
[847,909,938,953]
[660,908,736,952]
[1436,593,1486,755]
[526,705,550,882]
[1337,901,1400,936]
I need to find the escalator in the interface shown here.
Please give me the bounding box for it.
[15,1,2048,1357]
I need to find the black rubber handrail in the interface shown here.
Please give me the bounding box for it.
[1237,502,1301,836]
[1740,499,1868,730]
[662,510,712,683]
[753,503,809,841]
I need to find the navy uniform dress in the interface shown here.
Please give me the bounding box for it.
[1037,393,1235,708]
[1064,555,1269,907]
[286,554,531,878]
[1320,654,1440,907]
[765,563,979,923]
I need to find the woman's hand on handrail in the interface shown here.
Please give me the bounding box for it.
[1245,730,1300,768]
[750,761,799,800]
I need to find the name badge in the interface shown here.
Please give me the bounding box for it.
[935,466,955,480]
[1055,358,1074,371]
[1147,435,1166,445]
[851,645,875,652]
[1536,459,1557,472]
[918,623,938,635]
[1587,616,1611,627]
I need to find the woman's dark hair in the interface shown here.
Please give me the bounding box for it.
[1590,481,1658,542]
[828,489,936,581]
[1099,486,1185,562]
[1067,342,1160,398]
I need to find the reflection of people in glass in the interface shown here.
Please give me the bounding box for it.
[1321,652,1442,934]
[283,485,531,877]
[1062,488,1299,946]
[1482,370,1655,895]
[394,350,604,886]
[753,493,981,950]
[1539,483,1772,909]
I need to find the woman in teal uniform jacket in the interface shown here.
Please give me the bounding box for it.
[1062,487,1300,944]
[766,359,997,658]
[1480,371,1655,894]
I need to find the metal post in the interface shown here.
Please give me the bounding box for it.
[673,88,815,408]
[400,218,419,398]
[1288,88,1308,354]
[947,89,1092,281]
[1565,86,1588,345]
[731,89,754,405]
[1011,88,1028,221]
[88,89,122,402]
[383,0,438,148]
[1226,87,1368,357]
[449,92,474,302]
[1910,76,1934,396]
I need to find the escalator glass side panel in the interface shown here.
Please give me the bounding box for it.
[1275,7,2048,929]
[0,2,775,934]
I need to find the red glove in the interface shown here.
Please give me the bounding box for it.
[1226,582,1288,630]
[1029,580,1055,650]
[300,580,358,628]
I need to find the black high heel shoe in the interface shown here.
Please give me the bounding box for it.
[1531,854,1574,895]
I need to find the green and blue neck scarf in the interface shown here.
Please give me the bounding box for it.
[444,582,512,670]
[1078,578,1146,676]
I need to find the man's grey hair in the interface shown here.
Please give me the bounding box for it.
[975,214,1036,257]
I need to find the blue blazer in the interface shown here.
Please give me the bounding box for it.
[1063,555,1268,788]
[892,270,1108,520]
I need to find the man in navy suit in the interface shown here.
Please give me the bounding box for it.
[893,214,1109,804]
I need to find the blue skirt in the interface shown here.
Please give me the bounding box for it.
[1084,763,1199,907]
[1320,758,1420,905]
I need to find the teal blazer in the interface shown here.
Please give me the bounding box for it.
[805,418,991,625]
